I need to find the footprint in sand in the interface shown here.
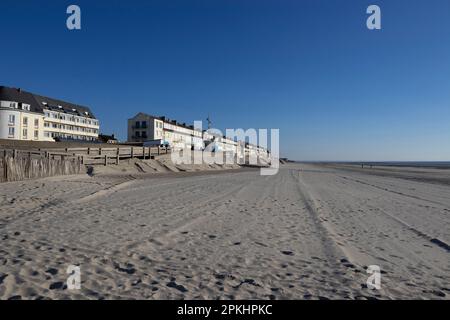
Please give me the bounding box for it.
[340,259,355,269]
[49,282,66,290]
[45,268,58,276]
[166,281,188,293]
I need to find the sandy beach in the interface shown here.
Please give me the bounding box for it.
[0,163,449,300]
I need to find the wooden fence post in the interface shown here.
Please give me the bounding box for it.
[104,154,108,166]
[131,147,134,158]
[116,148,120,165]
[4,153,7,182]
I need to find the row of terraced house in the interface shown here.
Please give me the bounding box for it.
[0,85,270,161]
[127,112,271,161]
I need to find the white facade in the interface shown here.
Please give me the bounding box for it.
[0,87,100,142]
[128,113,271,161]
[0,101,45,141]
[43,108,99,141]
[128,114,202,151]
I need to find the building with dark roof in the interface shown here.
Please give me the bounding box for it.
[127,112,203,150]
[127,112,270,163]
[0,86,99,141]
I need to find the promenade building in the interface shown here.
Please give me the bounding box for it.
[128,112,271,160]
[0,86,99,142]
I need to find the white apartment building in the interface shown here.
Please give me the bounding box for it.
[127,113,272,160]
[0,86,99,142]
[128,113,202,150]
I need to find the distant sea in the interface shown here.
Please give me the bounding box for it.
[347,161,450,169]
[298,161,450,169]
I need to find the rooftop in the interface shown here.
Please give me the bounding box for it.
[0,86,97,119]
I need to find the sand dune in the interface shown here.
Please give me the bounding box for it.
[0,163,449,299]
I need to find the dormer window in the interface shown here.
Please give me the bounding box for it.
[42,102,47,106]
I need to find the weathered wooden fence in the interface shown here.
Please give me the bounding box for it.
[0,146,171,183]
[0,152,83,183]
[69,146,171,165]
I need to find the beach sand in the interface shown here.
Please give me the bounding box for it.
[0,163,449,300]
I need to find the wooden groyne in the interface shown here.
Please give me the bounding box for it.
[0,146,171,183]
[0,150,82,183]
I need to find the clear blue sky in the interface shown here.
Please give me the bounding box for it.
[1,0,449,161]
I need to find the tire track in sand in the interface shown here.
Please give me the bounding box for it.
[290,169,366,289]
[335,174,450,253]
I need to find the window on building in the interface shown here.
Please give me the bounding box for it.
[135,131,140,137]
[135,121,140,129]
[23,117,28,126]
[44,132,50,137]
[10,102,16,109]
[8,127,15,137]
[142,121,147,128]
[23,129,28,138]
[8,114,15,124]
[34,130,39,139]
[34,119,39,127]
[142,131,148,138]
